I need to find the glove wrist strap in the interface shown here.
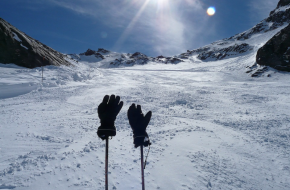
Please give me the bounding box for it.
[100,120,115,128]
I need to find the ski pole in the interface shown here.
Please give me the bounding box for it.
[105,138,109,190]
[140,145,145,190]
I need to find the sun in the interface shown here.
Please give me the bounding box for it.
[207,7,216,16]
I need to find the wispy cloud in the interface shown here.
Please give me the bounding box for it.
[41,0,211,56]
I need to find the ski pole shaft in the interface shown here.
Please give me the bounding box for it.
[105,138,109,190]
[140,145,145,190]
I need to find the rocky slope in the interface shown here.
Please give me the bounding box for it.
[69,49,183,67]
[256,23,290,71]
[73,0,290,70]
[175,1,290,64]
[0,17,71,68]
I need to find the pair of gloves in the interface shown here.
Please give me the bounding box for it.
[97,95,152,148]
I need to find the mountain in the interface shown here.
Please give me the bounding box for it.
[175,0,290,71]
[256,23,290,71]
[69,48,184,67]
[70,0,290,74]
[1,1,290,190]
[0,18,71,68]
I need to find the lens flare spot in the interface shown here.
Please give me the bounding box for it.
[101,32,107,38]
[207,7,216,16]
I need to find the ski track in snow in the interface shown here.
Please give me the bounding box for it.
[0,52,290,190]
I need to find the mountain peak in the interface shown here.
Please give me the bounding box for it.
[277,0,290,8]
[0,17,71,68]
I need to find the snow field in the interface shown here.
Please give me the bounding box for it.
[1,51,290,190]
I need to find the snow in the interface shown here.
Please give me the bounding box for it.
[12,32,29,50]
[273,4,290,14]
[1,47,290,189]
[20,44,28,50]
[12,32,21,42]
[1,18,290,190]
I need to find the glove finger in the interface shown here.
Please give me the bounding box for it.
[127,103,135,118]
[102,95,109,104]
[128,103,136,113]
[115,96,121,105]
[137,105,142,114]
[108,94,116,105]
[116,101,123,114]
[128,104,136,128]
[144,111,152,129]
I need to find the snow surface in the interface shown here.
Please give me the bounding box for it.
[1,51,290,190]
[1,24,290,190]
[12,32,29,50]
[20,44,28,50]
[12,32,21,42]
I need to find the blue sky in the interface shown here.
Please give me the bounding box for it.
[0,0,279,57]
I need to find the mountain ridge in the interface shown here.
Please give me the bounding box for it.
[0,18,71,68]
[70,0,290,72]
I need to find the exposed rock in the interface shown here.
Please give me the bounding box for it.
[164,57,184,64]
[81,49,95,56]
[156,55,166,59]
[130,52,147,59]
[0,17,71,68]
[97,48,110,54]
[79,49,105,59]
[251,67,269,77]
[197,43,253,61]
[277,0,290,8]
[256,23,290,71]
[95,52,105,59]
[175,0,290,62]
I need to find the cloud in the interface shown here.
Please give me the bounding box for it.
[41,0,212,56]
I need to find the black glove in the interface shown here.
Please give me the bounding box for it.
[97,95,123,140]
[127,104,152,148]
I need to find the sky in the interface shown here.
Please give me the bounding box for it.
[0,0,279,57]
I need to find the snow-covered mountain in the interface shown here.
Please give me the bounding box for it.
[1,1,290,190]
[68,48,184,67]
[175,1,290,63]
[69,1,290,74]
[0,18,71,68]
[256,23,290,71]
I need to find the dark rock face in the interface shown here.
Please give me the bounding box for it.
[175,0,290,62]
[0,18,71,68]
[197,43,253,61]
[130,52,147,59]
[79,48,106,59]
[277,0,290,8]
[235,1,290,41]
[256,23,290,71]
[110,52,150,66]
[81,49,95,56]
[97,48,109,54]
[109,52,184,66]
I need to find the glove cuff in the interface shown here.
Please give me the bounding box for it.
[133,132,151,148]
[97,121,116,140]
[100,120,115,127]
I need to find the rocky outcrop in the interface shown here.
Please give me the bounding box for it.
[0,18,71,68]
[256,23,290,71]
[109,52,183,66]
[277,0,290,8]
[79,49,105,59]
[110,52,150,66]
[233,0,290,41]
[175,0,290,62]
[197,43,253,61]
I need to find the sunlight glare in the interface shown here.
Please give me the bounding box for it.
[207,7,216,16]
